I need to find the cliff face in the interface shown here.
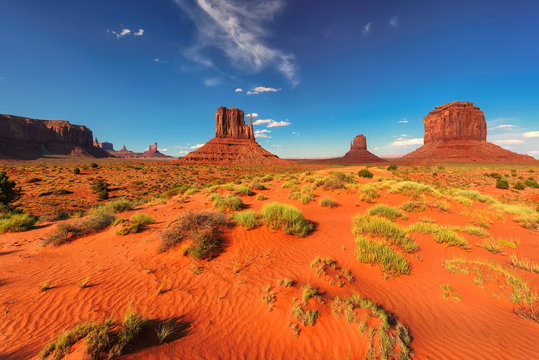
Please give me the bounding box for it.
[0,114,110,158]
[403,102,537,163]
[215,107,254,140]
[424,101,486,144]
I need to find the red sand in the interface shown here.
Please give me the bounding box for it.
[1,166,538,359]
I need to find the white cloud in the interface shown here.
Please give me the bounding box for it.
[134,29,144,36]
[161,148,168,152]
[389,16,398,27]
[523,131,539,138]
[292,131,299,136]
[267,120,291,128]
[154,58,168,64]
[204,77,222,86]
[107,28,132,39]
[175,0,299,86]
[362,22,372,36]
[528,150,539,156]
[399,118,408,123]
[272,144,284,148]
[494,139,524,145]
[246,86,281,95]
[255,129,271,138]
[190,144,204,149]
[253,119,272,125]
[400,134,408,137]
[247,113,258,117]
[389,138,423,147]
[179,150,189,155]
[235,88,243,92]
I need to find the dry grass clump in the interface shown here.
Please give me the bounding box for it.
[407,222,470,250]
[291,304,319,326]
[359,184,380,203]
[310,257,336,278]
[399,201,425,213]
[208,193,244,211]
[368,204,408,221]
[510,254,539,274]
[355,236,410,276]
[352,215,417,253]
[160,211,228,259]
[233,210,259,230]
[43,212,115,246]
[478,238,502,254]
[390,181,440,199]
[319,197,337,208]
[260,202,313,237]
[0,212,36,233]
[443,258,536,304]
[463,225,489,238]
[116,213,155,235]
[39,306,144,360]
[331,294,412,360]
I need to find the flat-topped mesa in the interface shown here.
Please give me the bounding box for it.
[350,134,367,150]
[215,107,254,140]
[424,101,486,144]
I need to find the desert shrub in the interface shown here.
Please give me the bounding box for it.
[453,195,473,206]
[90,162,99,169]
[130,213,154,226]
[233,210,259,230]
[352,215,417,252]
[260,202,313,237]
[358,169,373,178]
[319,197,337,208]
[91,178,109,200]
[367,204,408,221]
[235,185,253,196]
[73,167,81,175]
[251,183,266,190]
[390,181,439,198]
[407,222,470,250]
[510,254,539,274]
[387,164,398,171]
[43,212,115,246]
[399,201,425,213]
[291,304,319,326]
[160,211,228,255]
[464,225,489,238]
[454,190,492,203]
[332,171,356,184]
[209,194,244,211]
[0,213,36,233]
[0,171,21,207]
[359,184,379,203]
[489,172,502,179]
[513,182,525,190]
[524,177,539,188]
[162,184,189,199]
[355,236,409,276]
[256,194,267,201]
[94,199,134,214]
[319,177,346,191]
[117,213,154,235]
[496,178,509,189]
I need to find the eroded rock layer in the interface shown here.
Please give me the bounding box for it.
[0,114,110,158]
[404,102,537,163]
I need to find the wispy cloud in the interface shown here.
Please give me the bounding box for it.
[175,0,299,86]
[253,119,272,125]
[190,144,204,149]
[107,28,132,39]
[134,29,144,36]
[523,131,539,138]
[246,86,281,95]
[255,129,271,138]
[235,88,243,93]
[528,150,539,156]
[389,16,398,27]
[204,77,222,86]
[399,118,408,123]
[389,137,423,147]
[267,120,290,128]
[154,58,168,64]
[493,139,524,145]
[247,113,258,117]
[362,22,372,36]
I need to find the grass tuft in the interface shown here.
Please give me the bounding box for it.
[260,202,313,237]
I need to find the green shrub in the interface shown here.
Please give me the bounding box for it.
[352,215,417,252]
[91,178,109,200]
[452,196,473,206]
[260,202,313,237]
[90,162,99,169]
[93,199,134,215]
[0,171,21,207]
[513,182,525,190]
[130,213,154,226]
[358,169,373,178]
[0,213,36,233]
[399,201,425,213]
[495,178,509,189]
[256,194,267,201]
[387,164,398,171]
[359,184,379,203]
[367,204,408,221]
[319,197,337,208]
[43,212,115,246]
[355,236,409,276]
[233,210,259,230]
[524,177,539,188]
[390,181,439,198]
[235,185,253,196]
[73,167,80,175]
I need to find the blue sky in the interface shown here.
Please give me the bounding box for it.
[1,0,538,158]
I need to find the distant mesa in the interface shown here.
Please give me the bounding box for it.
[179,106,287,165]
[0,114,110,159]
[104,141,172,159]
[93,138,114,151]
[403,101,537,163]
[316,134,386,164]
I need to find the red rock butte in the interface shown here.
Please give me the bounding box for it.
[319,134,385,164]
[179,107,288,165]
[403,101,537,163]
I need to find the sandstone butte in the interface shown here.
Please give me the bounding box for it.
[0,114,109,159]
[178,106,288,165]
[403,101,538,163]
[96,139,172,159]
[319,134,386,164]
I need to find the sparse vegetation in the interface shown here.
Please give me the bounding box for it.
[510,254,539,274]
[357,168,373,178]
[355,236,410,276]
[352,215,417,252]
[367,204,408,221]
[260,202,313,237]
[233,210,259,230]
[319,197,337,208]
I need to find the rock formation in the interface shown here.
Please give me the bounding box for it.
[316,134,385,164]
[403,101,537,163]
[94,138,114,151]
[179,107,287,165]
[0,114,110,159]
[108,143,172,159]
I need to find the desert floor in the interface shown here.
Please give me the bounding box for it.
[1,161,538,359]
